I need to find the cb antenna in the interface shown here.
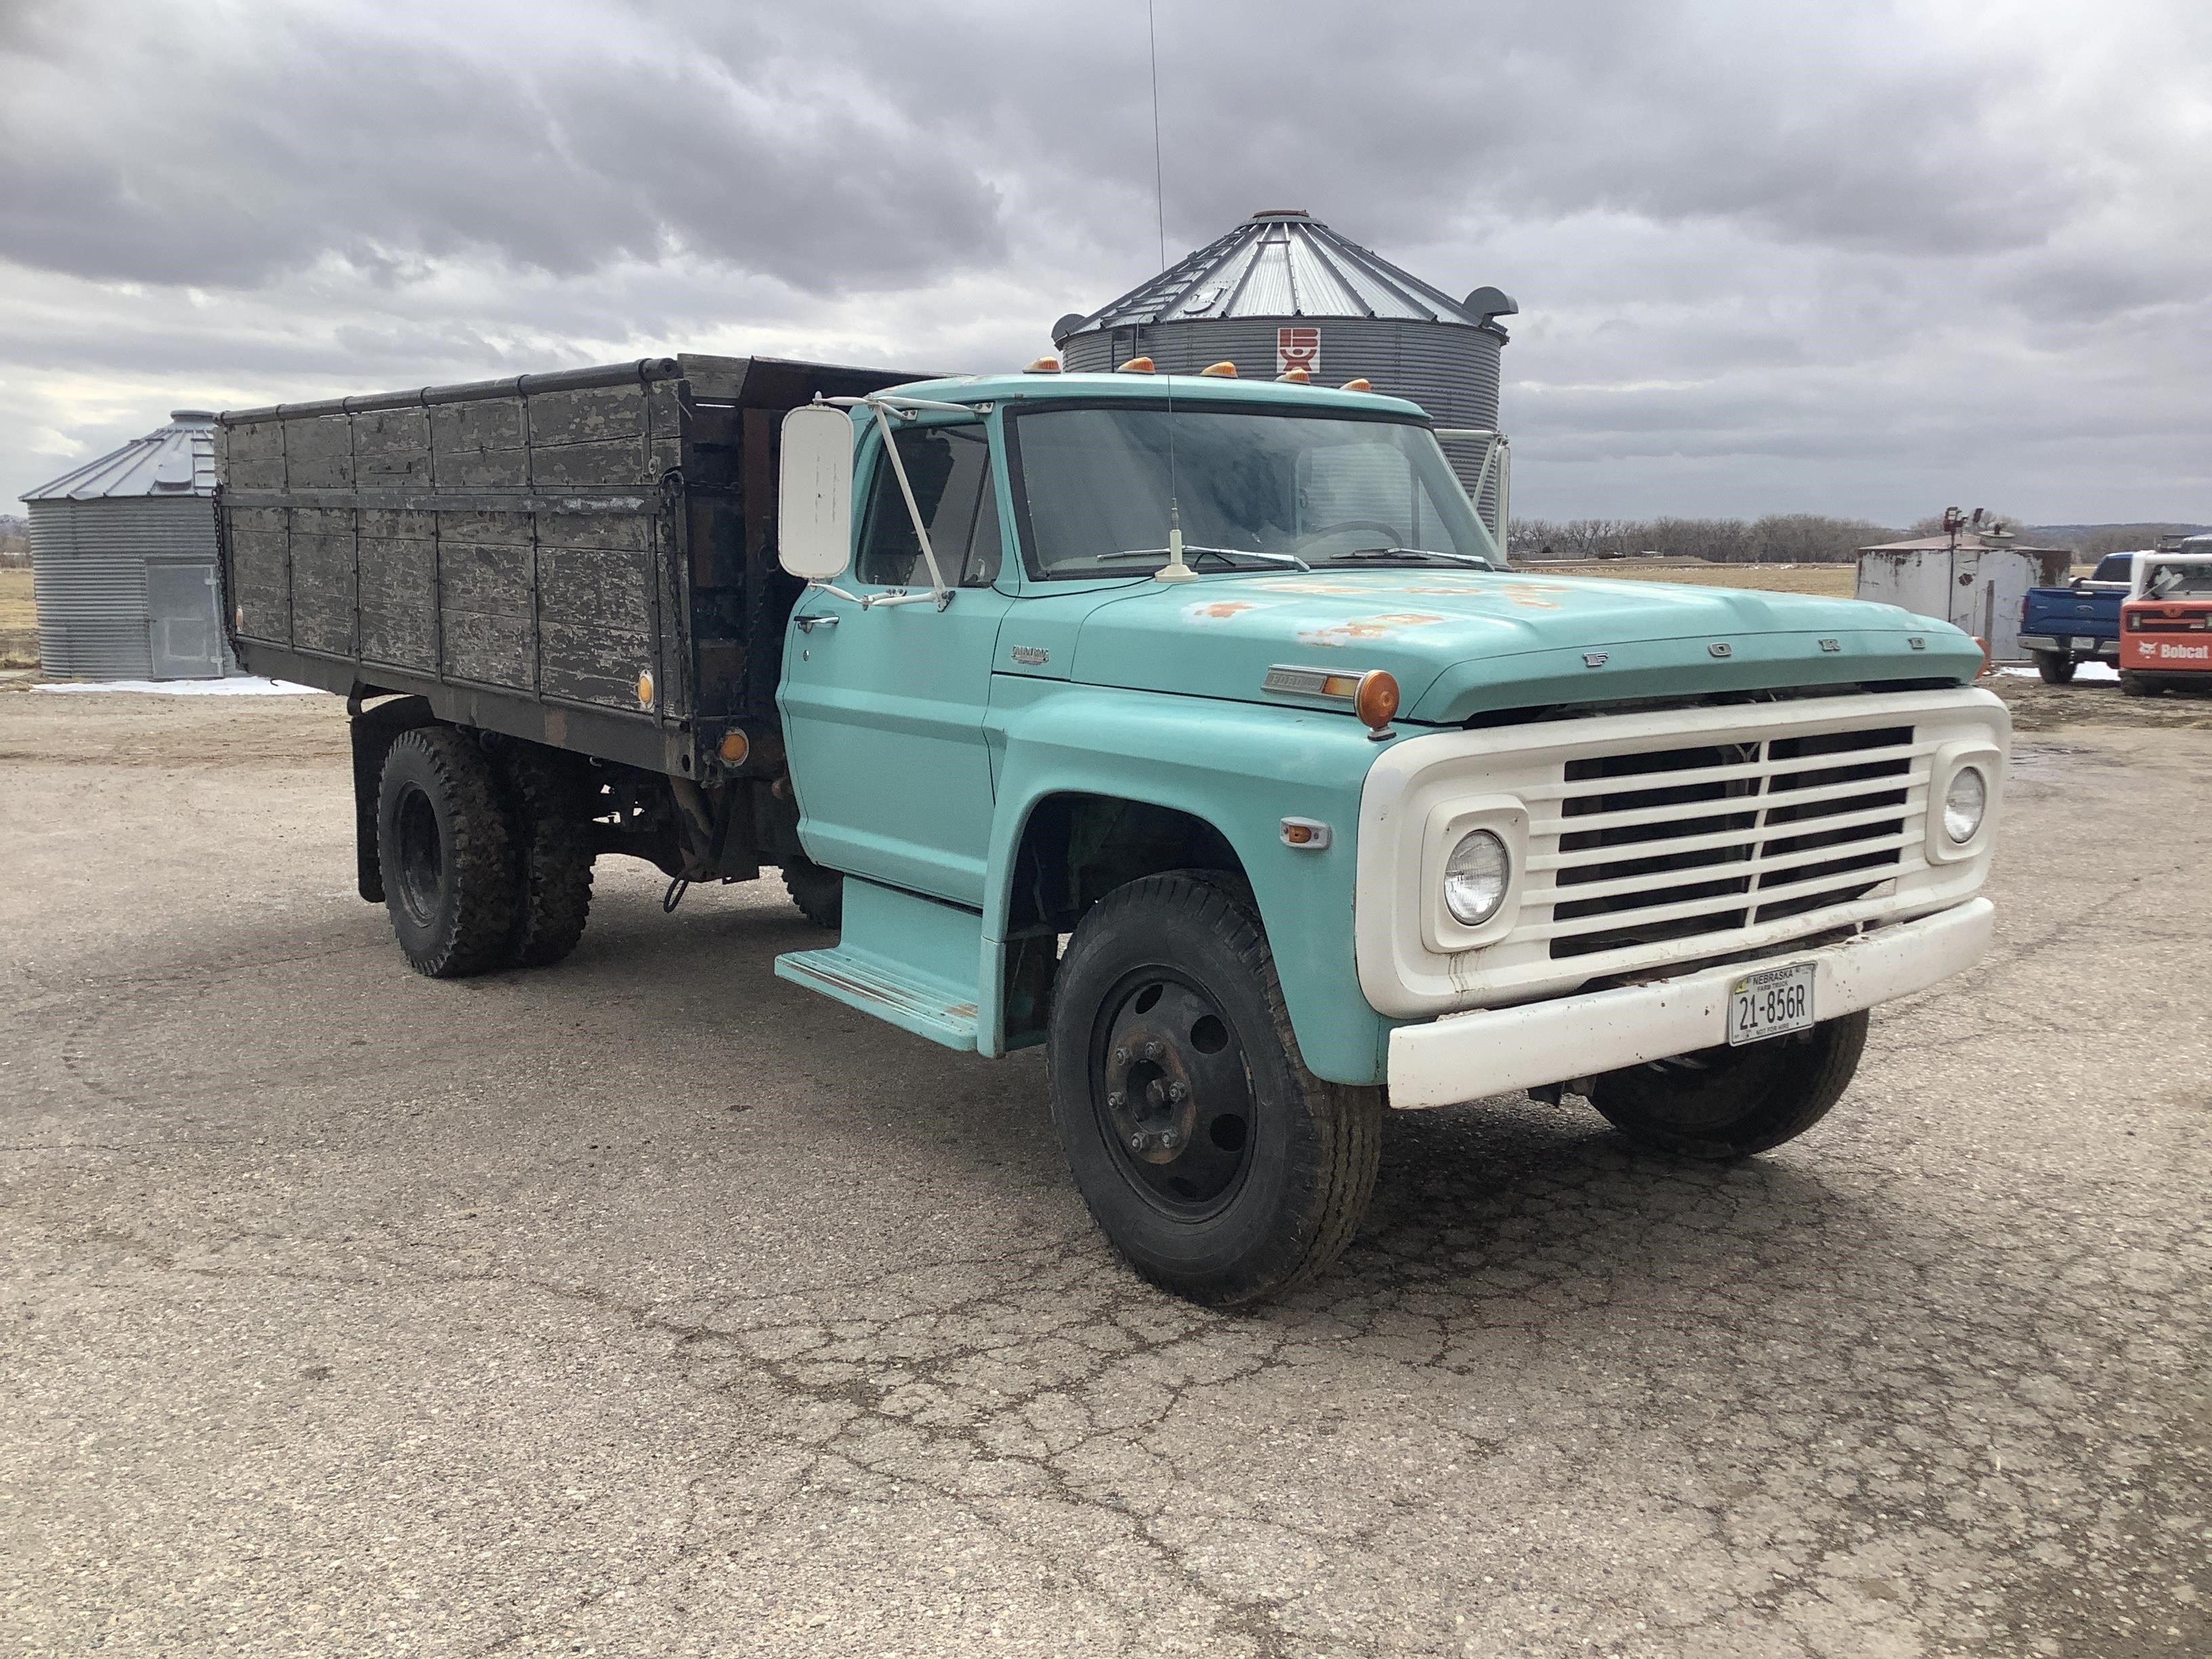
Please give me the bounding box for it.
[1147,0,1195,583]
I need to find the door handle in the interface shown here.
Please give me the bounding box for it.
[794,613,840,633]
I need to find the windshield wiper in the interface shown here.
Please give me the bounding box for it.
[1332,546,1496,569]
[1097,544,1311,571]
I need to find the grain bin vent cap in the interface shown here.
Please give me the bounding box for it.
[19,409,219,502]
[1054,209,1515,342]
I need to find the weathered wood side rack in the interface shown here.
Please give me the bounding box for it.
[217,354,920,779]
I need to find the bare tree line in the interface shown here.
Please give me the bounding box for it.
[1510,512,2207,565]
[0,516,28,567]
[1509,514,1900,565]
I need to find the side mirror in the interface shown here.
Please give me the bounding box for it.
[777,405,855,581]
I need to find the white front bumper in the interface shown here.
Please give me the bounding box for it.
[1385,898,1994,1110]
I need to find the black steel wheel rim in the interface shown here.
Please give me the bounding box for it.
[1089,966,1256,1218]
[394,783,445,924]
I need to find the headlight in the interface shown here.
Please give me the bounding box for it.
[1443,829,1511,926]
[1942,765,1987,844]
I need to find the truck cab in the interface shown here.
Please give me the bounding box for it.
[765,366,2008,1303]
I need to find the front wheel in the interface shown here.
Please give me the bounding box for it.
[1046,870,1382,1307]
[2034,650,2077,685]
[2119,670,2158,698]
[1588,1012,1868,1160]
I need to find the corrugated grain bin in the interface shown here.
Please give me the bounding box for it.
[20,411,232,679]
[1052,211,1516,529]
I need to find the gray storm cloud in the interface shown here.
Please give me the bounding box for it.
[2,0,2207,523]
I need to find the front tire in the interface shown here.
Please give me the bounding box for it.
[2034,651,2076,685]
[1588,1011,1868,1160]
[375,727,519,978]
[1046,870,1382,1307]
[2119,670,2157,698]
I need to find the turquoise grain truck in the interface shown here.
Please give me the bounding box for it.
[220,354,2008,1305]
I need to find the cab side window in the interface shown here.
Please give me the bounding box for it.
[857,425,1003,589]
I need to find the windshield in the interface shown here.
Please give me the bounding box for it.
[2144,561,2212,598]
[1004,404,1498,579]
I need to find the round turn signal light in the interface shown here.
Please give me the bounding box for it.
[718,729,750,766]
[1354,669,1399,736]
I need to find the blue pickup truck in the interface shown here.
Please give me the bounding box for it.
[2019,552,2138,681]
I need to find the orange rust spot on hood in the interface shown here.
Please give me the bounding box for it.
[1297,611,1450,646]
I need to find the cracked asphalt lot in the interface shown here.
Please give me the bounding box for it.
[3,691,2207,1658]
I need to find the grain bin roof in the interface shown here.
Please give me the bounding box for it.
[1054,210,1515,340]
[20,411,219,502]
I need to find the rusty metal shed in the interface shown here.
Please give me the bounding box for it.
[1854,531,2072,663]
[20,411,232,679]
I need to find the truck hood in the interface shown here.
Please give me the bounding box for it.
[1065,569,1981,722]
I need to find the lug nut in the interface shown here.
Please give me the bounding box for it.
[1160,1130,1181,1150]
[1113,1046,1130,1065]
[1168,1082,1188,1103]
[1107,1090,1126,1109]
[1128,1132,1147,1151]
[1142,1040,1163,1061]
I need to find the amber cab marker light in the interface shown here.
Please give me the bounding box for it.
[1354,669,1400,738]
[1277,367,1311,384]
[1340,377,1373,392]
[1024,356,1061,374]
[718,729,750,766]
[637,671,655,708]
[1115,356,1156,374]
[1200,361,1238,377]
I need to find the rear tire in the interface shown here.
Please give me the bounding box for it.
[496,745,594,967]
[1046,869,1382,1307]
[375,727,519,978]
[781,856,843,929]
[2119,670,2157,698]
[1588,1012,1868,1160]
[2034,651,2076,685]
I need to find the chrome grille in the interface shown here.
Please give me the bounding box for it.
[1532,724,1918,960]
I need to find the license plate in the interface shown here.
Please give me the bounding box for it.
[1727,963,1816,1046]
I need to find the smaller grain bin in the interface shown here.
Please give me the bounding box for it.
[1854,530,2071,664]
[20,411,231,679]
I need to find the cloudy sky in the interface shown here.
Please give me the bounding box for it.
[3,0,2207,525]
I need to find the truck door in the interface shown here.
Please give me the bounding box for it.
[777,419,1011,909]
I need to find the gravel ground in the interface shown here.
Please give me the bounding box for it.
[2,690,2207,1658]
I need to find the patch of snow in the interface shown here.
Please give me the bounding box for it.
[35,677,325,697]
[1997,661,2120,682]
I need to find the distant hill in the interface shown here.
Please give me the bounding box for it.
[2027,523,2210,557]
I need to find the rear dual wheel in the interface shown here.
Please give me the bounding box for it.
[2033,651,2077,685]
[1047,871,1382,1307]
[375,729,593,977]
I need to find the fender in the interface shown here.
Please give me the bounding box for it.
[979,677,1395,1084]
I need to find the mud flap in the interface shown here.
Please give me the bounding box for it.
[348,695,436,901]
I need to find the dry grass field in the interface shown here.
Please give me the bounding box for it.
[0,568,34,632]
[1524,557,1858,596]
[0,568,37,666]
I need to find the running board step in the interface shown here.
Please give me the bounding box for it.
[774,878,983,1052]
